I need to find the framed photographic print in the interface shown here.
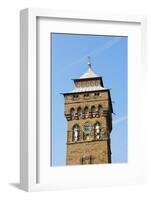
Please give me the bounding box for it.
[20,8,147,191]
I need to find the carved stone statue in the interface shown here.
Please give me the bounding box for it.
[95,124,100,133]
[74,126,79,141]
[95,123,100,139]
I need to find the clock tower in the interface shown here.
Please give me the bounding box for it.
[63,58,113,165]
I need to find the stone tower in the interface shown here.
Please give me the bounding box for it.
[63,58,113,165]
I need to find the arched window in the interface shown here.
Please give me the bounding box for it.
[81,155,95,164]
[98,105,103,115]
[91,106,96,117]
[84,106,89,118]
[81,156,91,164]
[77,107,82,119]
[94,122,101,140]
[70,108,75,120]
[72,124,80,142]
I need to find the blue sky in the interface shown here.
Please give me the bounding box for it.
[51,33,128,166]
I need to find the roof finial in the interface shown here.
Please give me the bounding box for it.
[87,56,92,69]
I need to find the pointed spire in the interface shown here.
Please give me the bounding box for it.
[87,56,92,70]
[79,56,99,79]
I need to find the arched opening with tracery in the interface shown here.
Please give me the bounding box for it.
[77,107,82,119]
[98,105,103,115]
[84,106,89,118]
[70,108,75,120]
[91,105,96,117]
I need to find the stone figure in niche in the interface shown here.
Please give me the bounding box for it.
[73,125,79,141]
[95,123,100,139]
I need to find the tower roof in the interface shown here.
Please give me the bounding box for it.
[63,57,107,94]
[69,85,106,93]
[77,56,101,80]
[79,67,100,79]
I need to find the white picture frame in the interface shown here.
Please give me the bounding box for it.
[20,8,147,192]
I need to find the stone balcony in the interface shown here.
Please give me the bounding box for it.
[65,110,109,121]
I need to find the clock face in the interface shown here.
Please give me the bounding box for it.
[83,123,91,134]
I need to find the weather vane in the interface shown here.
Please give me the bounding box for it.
[87,56,92,69]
